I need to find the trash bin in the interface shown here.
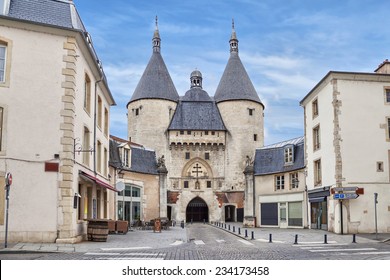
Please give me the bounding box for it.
[154,218,161,233]
[87,219,109,242]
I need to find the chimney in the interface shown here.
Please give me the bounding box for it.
[374,59,390,74]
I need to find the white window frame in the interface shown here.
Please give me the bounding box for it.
[275,175,285,190]
[284,146,293,165]
[0,44,6,83]
[123,148,130,167]
[290,172,299,189]
[313,125,321,151]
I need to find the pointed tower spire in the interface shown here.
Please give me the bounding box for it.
[128,17,179,104]
[214,20,263,106]
[230,18,238,53]
[153,15,161,53]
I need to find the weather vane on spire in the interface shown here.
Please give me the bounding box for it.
[232,18,235,30]
[155,15,158,29]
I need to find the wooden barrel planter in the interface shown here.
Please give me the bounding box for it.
[87,219,109,242]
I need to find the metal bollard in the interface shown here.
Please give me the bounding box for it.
[224,223,226,229]
[191,219,193,225]
[269,233,272,243]
[228,225,231,231]
[294,234,298,244]
[245,229,248,238]
[233,226,235,233]
[251,231,255,240]
[203,219,205,224]
[324,234,328,244]
[238,228,241,235]
[181,220,184,229]
[352,234,357,243]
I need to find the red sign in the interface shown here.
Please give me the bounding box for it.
[5,172,12,186]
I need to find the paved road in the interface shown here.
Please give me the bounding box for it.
[1,223,390,260]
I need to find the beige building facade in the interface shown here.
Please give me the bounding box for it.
[109,136,161,224]
[0,0,116,243]
[301,60,390,234]
[254,137,308,228]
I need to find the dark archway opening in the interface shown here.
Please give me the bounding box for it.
[186,197,209,223]
[224,205,236,222]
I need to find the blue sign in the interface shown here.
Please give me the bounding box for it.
[334,193,345,199]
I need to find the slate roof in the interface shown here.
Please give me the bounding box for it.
[109,139,158,175]
[168,100,226,131]
[6,0,85,31]
[214,52,263,105]
[2,0,115,105]
[254,136,305,175]
[128,35,179,105]
[182,87,212,102]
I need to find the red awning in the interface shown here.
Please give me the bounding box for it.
[79,171,119,192]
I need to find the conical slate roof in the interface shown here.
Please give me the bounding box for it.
[214,24,263,106]
[128,19,179,105]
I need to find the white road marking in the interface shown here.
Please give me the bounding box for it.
[295,241,337,244]
[194,240,205,245]
[96,257,165,260]
[256,238,285,243]
[170,240,184,246]
[309,247,377,253]
[238,239,254,246]
[100,247,152,251]
[86,252,162,256]
[216,239,226,243]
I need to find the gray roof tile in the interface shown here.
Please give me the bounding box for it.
[109,139,158,175]
[128,51,179,104]
[254,137,305,175]
[214,52,263,106]
[7,0,84,31]
[168,101,226,131]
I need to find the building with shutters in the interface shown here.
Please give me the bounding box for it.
[0,0,116,243]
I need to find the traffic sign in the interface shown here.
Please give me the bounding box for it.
[333,187,357,192]
[334,193,359,200]
[5,172,12,186]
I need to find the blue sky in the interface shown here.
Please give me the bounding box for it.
[75,0,390,146]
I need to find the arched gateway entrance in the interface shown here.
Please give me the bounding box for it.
[186,197,209,222]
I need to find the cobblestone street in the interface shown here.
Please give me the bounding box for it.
[1,223,390,260]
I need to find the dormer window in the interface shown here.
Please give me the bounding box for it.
[284,145,294,165]
[0,0,10,15]
[123,148,130,167]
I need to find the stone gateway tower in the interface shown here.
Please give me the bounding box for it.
[127,19,264,223]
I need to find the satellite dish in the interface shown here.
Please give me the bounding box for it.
[115,181,125,192]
